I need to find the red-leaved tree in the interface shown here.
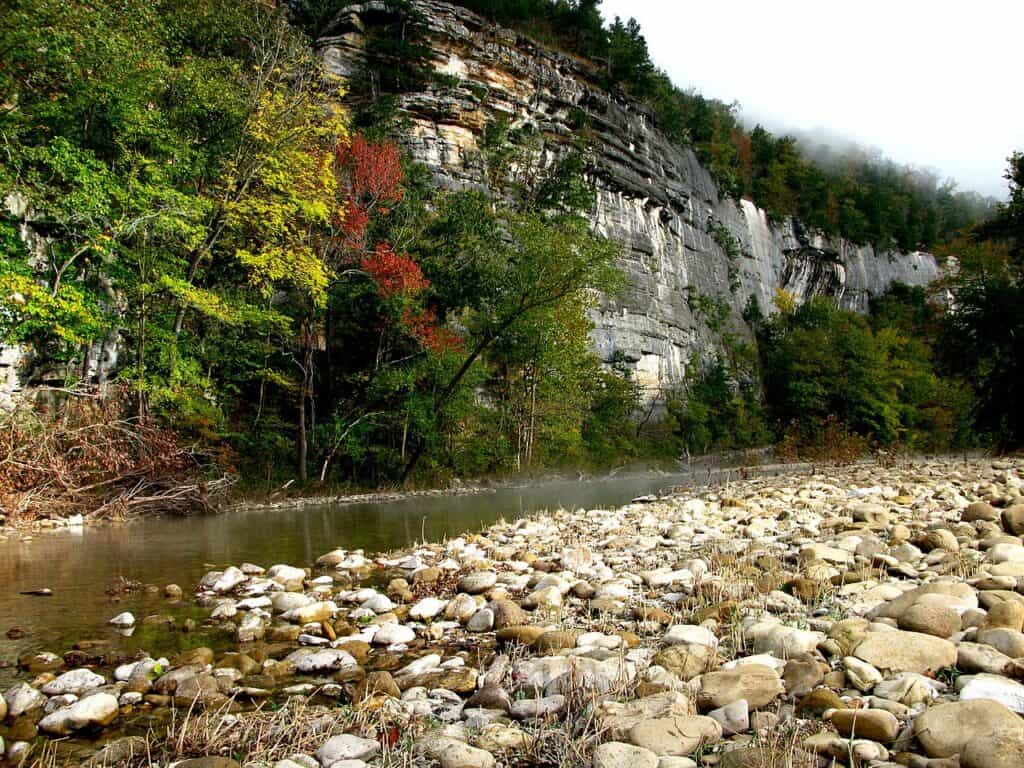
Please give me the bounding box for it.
[307,135,460,483]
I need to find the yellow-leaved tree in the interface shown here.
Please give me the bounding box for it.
[221,62,349,480]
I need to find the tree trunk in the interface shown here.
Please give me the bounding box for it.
[297,387,307,482]
[297,319,313,483]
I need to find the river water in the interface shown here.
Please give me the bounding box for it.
[2,469,739,685]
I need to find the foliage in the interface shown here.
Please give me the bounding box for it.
[3,0,1013,500]
[666,359,770,456]
[937,236,1024,448]
[977,151,1024,261]
[758,290,967,451]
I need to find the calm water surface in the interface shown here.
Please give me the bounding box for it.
[1,471,720,684]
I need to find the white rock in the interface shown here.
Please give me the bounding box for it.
[213,566,247,593]
[315,734,380,766]
[561,547,594,570]
[41,669,105,696]
[272,592,313,613]
[211,601,238,619]
[109,612,135,627]
[958,673,1024,713]
[682,499,706,517]
[437,741,496,768]
[708,699,749,735]
[373,623,416,645]
[288,649,358,673]
[237,596,272,610]
[398,654,442,677]
[361,593,395,614]
[721,654,787,671]
[753,625,824,659]
[410,598,448,620]
[236,611,265,642]
[663,625,718,648]
[38,693,119,735]
[267,564,307,584]
[578,632,621,650]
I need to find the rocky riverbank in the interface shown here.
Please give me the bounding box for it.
[4,456,1024,767]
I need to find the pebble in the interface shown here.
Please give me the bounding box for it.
[315,734,380,766]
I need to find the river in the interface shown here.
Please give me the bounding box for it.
[2,469,755,685]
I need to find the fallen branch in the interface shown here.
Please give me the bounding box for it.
[0,385,234,524]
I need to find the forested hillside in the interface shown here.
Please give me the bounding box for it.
[0,0,1020,516]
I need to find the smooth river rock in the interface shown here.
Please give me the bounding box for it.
[914,699,1024,758]
[38,693,119,735]
[852,630,956,674]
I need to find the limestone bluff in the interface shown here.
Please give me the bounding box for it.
[319,0,939,395]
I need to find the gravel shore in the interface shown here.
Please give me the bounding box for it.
[5,456,1024,768]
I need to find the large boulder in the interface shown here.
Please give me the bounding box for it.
[41,668,105,696]
[695,665,784,711]
[962,729,1024,768]
[897,603,960,638]
[653,644,717,681]
[914,699,1024,758]
[628,715,722,756]
[38,693,119,735]
[1001,504,1024,536]
[852,630,956,674]
[869,582,977,620]
[963,501,1000,522]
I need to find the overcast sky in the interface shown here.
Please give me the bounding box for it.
[599,0,1022,199]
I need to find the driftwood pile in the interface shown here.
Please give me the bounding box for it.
[0,386,233,524]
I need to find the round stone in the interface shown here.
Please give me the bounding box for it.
[458,571,497,595]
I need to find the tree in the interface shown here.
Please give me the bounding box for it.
[979,151,1024,261]
[400,203,621,481]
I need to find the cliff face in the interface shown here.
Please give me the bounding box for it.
[319,0,939,394]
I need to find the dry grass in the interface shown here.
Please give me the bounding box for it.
[28,696,420,768]
[0,385,233,524]
[724,715,826,768]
